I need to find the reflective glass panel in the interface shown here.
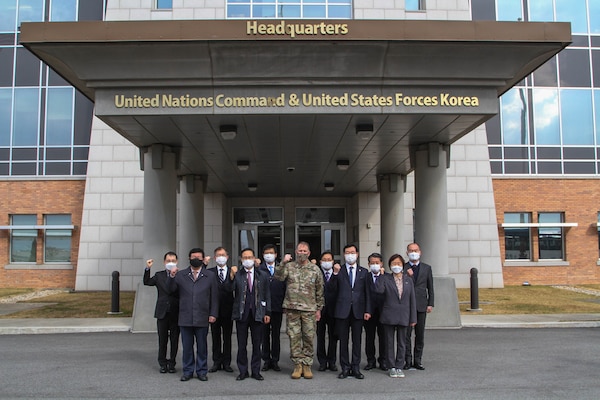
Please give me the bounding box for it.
[252,5,276,17]
[556,0,587,33]
[538,212,563,260]
[596,90,600,143]
[12,88,39,146]
[558,49,591,87]
[504,212,531,260]
[405,0,422,11]
[228,5,251,18]
[44,214,71,262]
[0,88,11,146]
[590,0,600,34]
[501,87,529,145]
[528,0,553,22]
[156,0,173,9]
[328,5,351,18]
[296,208,345,223]
[17,0,44,26]
[533,88,560,145]
[303,5,325,17]
[279,5,300,17]
[496,0,522,21]
[0,0,17,32]
[560,89,593,145]
[10,214,37,263]
[45,88,73,145]
[50,0,77,21]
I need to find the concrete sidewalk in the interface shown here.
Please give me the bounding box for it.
[1,313,600,335]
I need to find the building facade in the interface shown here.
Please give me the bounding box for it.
[1,0,595,293]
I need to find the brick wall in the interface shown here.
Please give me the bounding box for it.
[493,178,600,286]
[0,180,85,289]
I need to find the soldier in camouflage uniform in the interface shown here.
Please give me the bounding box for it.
[274,241,324,379]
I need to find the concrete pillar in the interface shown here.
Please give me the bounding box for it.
[413,143,460,328]
[178,174,205,258]
[132,144,178,333]
[378,173,405,265]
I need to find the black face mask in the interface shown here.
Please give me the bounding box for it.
[190,258,204,268]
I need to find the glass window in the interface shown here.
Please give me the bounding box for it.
[15,46,41,86]
[528,0,553,22]
[0,88,11,146]
[558,49,591,87]
[560,89,593,145]
[504,212,531,260]
[496,0,522,21]
[156,0,173,9]
[296,208,345,223]
[17,0,44,26]
[533,88,560,145]
[45,88,73,145]
[597,213,600,258]
[501,87,529,145]
[12,88,40,146]
[10,214,37,263]
[44,214,71,262]
[405,0,424,11]
[50,0,77,21]
[592,50,600,88]
[590,0,600,34]
[0,0,17,32]
[226,0,351,19]
[538,212,564,260]
[532,56,557,87]
[595,90,600,144]
[0,46,14,86]
[234,208,283,224]
[555,0,587,34]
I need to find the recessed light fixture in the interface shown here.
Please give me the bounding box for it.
[248,183,258,192]
[356,123,373,139]
[336,159,350,171]
[324,182,335,192]
[237,160,250,171]
[220,125,237,140]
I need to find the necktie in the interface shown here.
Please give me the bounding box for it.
[349,266,354,287]
[268,265,274,276]
[219,269,225,283]
[247,271,253,292]
[325,271,330,282]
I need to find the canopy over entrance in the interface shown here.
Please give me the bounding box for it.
[20,19,570,196]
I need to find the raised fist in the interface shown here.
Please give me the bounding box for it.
[283,254,292,263]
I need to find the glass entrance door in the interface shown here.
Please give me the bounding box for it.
[295,208,345,263]
[233,208,283,262]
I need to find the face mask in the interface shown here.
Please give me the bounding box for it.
[190,258,204,268]
[215,256,227,266]
[165,262,177,271]
[321,261,333,271]
[242,259,255,269]
[345,254,357,265]
[297,253,309,263]
[370,264,380,274]
[263,254,276,263]
[408,252,420,262]
[391,266,403,274]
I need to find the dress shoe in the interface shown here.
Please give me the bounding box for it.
[413,363,425,370]
[198,375,208,381]
[353,370,364,379]
[329,365,338,372]
[223,366,234,373]
[271,362,281,372]
[337,370,349,379]
[236,372,249,381]
[208,365,221,373]
[403,363,411,370]
[261,362,271,371]
[251,373,264,381]
[159,366,168,373]
[180,375,192,381]
[364,363,376,371]
[168,365,176,373]
[379,364,388,371]
[318,365,327,371]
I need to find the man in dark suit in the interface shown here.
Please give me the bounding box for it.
[316,251,338,372]
[229,248,271,381]
[404,242,434,371]
[259,244,285,372]
[168,248,218,382]
[208,246,234,373]
[330,244,372,379]
[364,253,387,371]
[143,251,180,374]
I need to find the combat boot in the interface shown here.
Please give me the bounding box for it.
[291,364,303,379]
[302,364,313,379]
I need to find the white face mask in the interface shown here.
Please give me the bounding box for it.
[391,266,403,274]
[165,262,177,271]
[215,256,227,266]
[242,259,255,269]
[321,261,333,271]
[370,264,381,274]
[408,252,420,262]
[263,253,276,263]
[345,254,357,265]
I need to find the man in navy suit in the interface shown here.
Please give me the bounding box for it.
[404,242,434,371]
[143,251,180,374]
[364,252,387,371]
[259,244,286,372]
[208,246,234,373]
[330,244,372,379]
[316,251,338,372]
[168,248,218,382]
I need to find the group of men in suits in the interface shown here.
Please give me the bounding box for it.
[143,241,434,382]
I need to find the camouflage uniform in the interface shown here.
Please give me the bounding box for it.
[274,260,324,366]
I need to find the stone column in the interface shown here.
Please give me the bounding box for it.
[412,143,460,328]
[178,175,205,258]
[132,144,178,333]
[378,173,405,266]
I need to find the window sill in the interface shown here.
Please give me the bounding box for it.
[503,261,569,267]
[4,264,73,270]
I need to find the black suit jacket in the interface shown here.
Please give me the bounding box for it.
[209,266,234,319]
[143,268,179,319]
[228,268,271,322]
[374,273,417,326]
[330,264,372,319]
[321,269,337,318]
[169,266,219,327]
[259,262,286,313]
[367,272,385,319]
[405,262,434,312]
